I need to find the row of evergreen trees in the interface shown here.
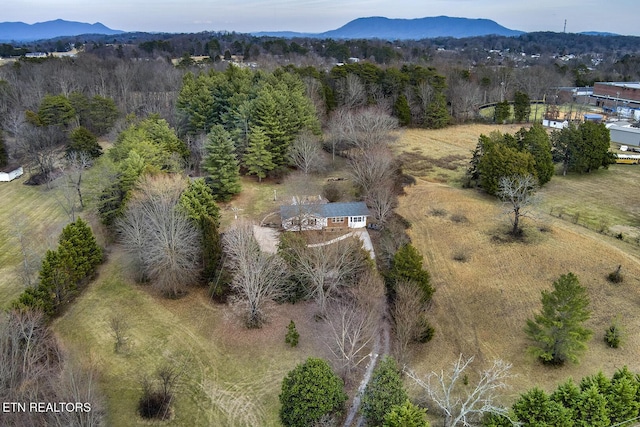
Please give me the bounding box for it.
[486,367,640,426]
[467,121,613,195]
[13,218,103,316]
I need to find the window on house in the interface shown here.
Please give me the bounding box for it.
[351,216,364,222]
[332,217,345,223]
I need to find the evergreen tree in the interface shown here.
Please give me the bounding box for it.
[494,100,511,123]
[576,385,610,427]
[515,123,554,186]
[608,366,640,424]
[202,125,241,201]
[279,358,347,427]
[362,356,408,426]
[551,122,614,175]
[383,400,429,427]
[37,94,76,127]
[424,92,450,129]
[393,94,412,126]
[178,178,220,224]
[525,273,592,366]
[388,244,433,303]
[478,141,536,196]
[201,214,226,292]
[57,218,103,282]
[512,387,574,426]
[244,127,275,182]
[513,91,531,122]
[550,378,581,418]
[68,126,102,158]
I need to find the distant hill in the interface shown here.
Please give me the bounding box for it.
[0,19,123,42]
[254,16,524,40]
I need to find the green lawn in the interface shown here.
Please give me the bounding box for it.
[54,247,315,426]
[0,174,68,307]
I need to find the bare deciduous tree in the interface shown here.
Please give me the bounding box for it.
[109,315,131,354]
[337,73,367,110]
[223,222,286,328]
[282,234,367,313]
[117,174,201,297]
[10,218,42,287]
[288,129,325,174]
[324,269,384,380]
[497,174,538,236]
[392,280,427,364]
[348,145,397,194]
[365,179,398,226]
[329,106,398,153]
[406,355,514,427]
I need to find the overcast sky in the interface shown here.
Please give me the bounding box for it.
[3,0,639,36]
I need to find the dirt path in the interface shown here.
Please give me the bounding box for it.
[343,295,392,427]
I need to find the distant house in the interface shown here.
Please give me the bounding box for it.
[280,201,370,232]
[0,165,23,182]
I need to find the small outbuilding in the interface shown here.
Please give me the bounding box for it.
[280,201,370,232]
[0,165,23,182]
[608,122,640,147]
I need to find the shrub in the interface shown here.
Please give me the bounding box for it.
[322,181,342,202]
[452,249,469,262]
[285,320,300,347]
[605,322,624,348]
[450,212,469,223]
[415,317,435,343]
[607,265,623,284]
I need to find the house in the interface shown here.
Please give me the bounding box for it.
[280,201,370,232]
[0,165,23,182]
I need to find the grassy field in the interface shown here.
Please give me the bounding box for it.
[53,247,325,426]
[0,174,68,307]
[5,123,640,424]
[395,125,640,408]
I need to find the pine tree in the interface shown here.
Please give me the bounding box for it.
[576,385,610,427]
[244,127,275,182]
[525,272,592,365]
[362,356,408,426]
[512,387,574,426]
[57,218,103,284]
[424,92,450,129]
[383,400,429,427]
[388,244,433,303]
[608,366,640,424]
[179,178,221,224]
[513,91,531,122]
[203,124,241,201]
[393,94,412,126]
[550,378,581,418]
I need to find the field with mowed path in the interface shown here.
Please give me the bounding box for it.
[395,125,640,405]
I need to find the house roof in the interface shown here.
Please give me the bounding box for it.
[280,201,370,220]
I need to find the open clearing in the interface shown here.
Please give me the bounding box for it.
[395,124,640,407]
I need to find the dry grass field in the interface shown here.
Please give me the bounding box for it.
[395,125,640,407]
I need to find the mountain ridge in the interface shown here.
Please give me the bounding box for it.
[254,16,525,40]
[0,19,123,42]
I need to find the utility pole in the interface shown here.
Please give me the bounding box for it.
[564,19,567,33]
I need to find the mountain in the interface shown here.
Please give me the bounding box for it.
[0,19,123,42]
[254,16,524,40]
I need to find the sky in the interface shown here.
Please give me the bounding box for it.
[3,0,639,36]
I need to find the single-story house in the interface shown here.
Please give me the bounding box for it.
[0,165,23,182]
[280,201,370,232]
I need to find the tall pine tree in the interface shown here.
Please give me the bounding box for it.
[244,127,275,182]
[525,272,592,365]
[203,125,241,201]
